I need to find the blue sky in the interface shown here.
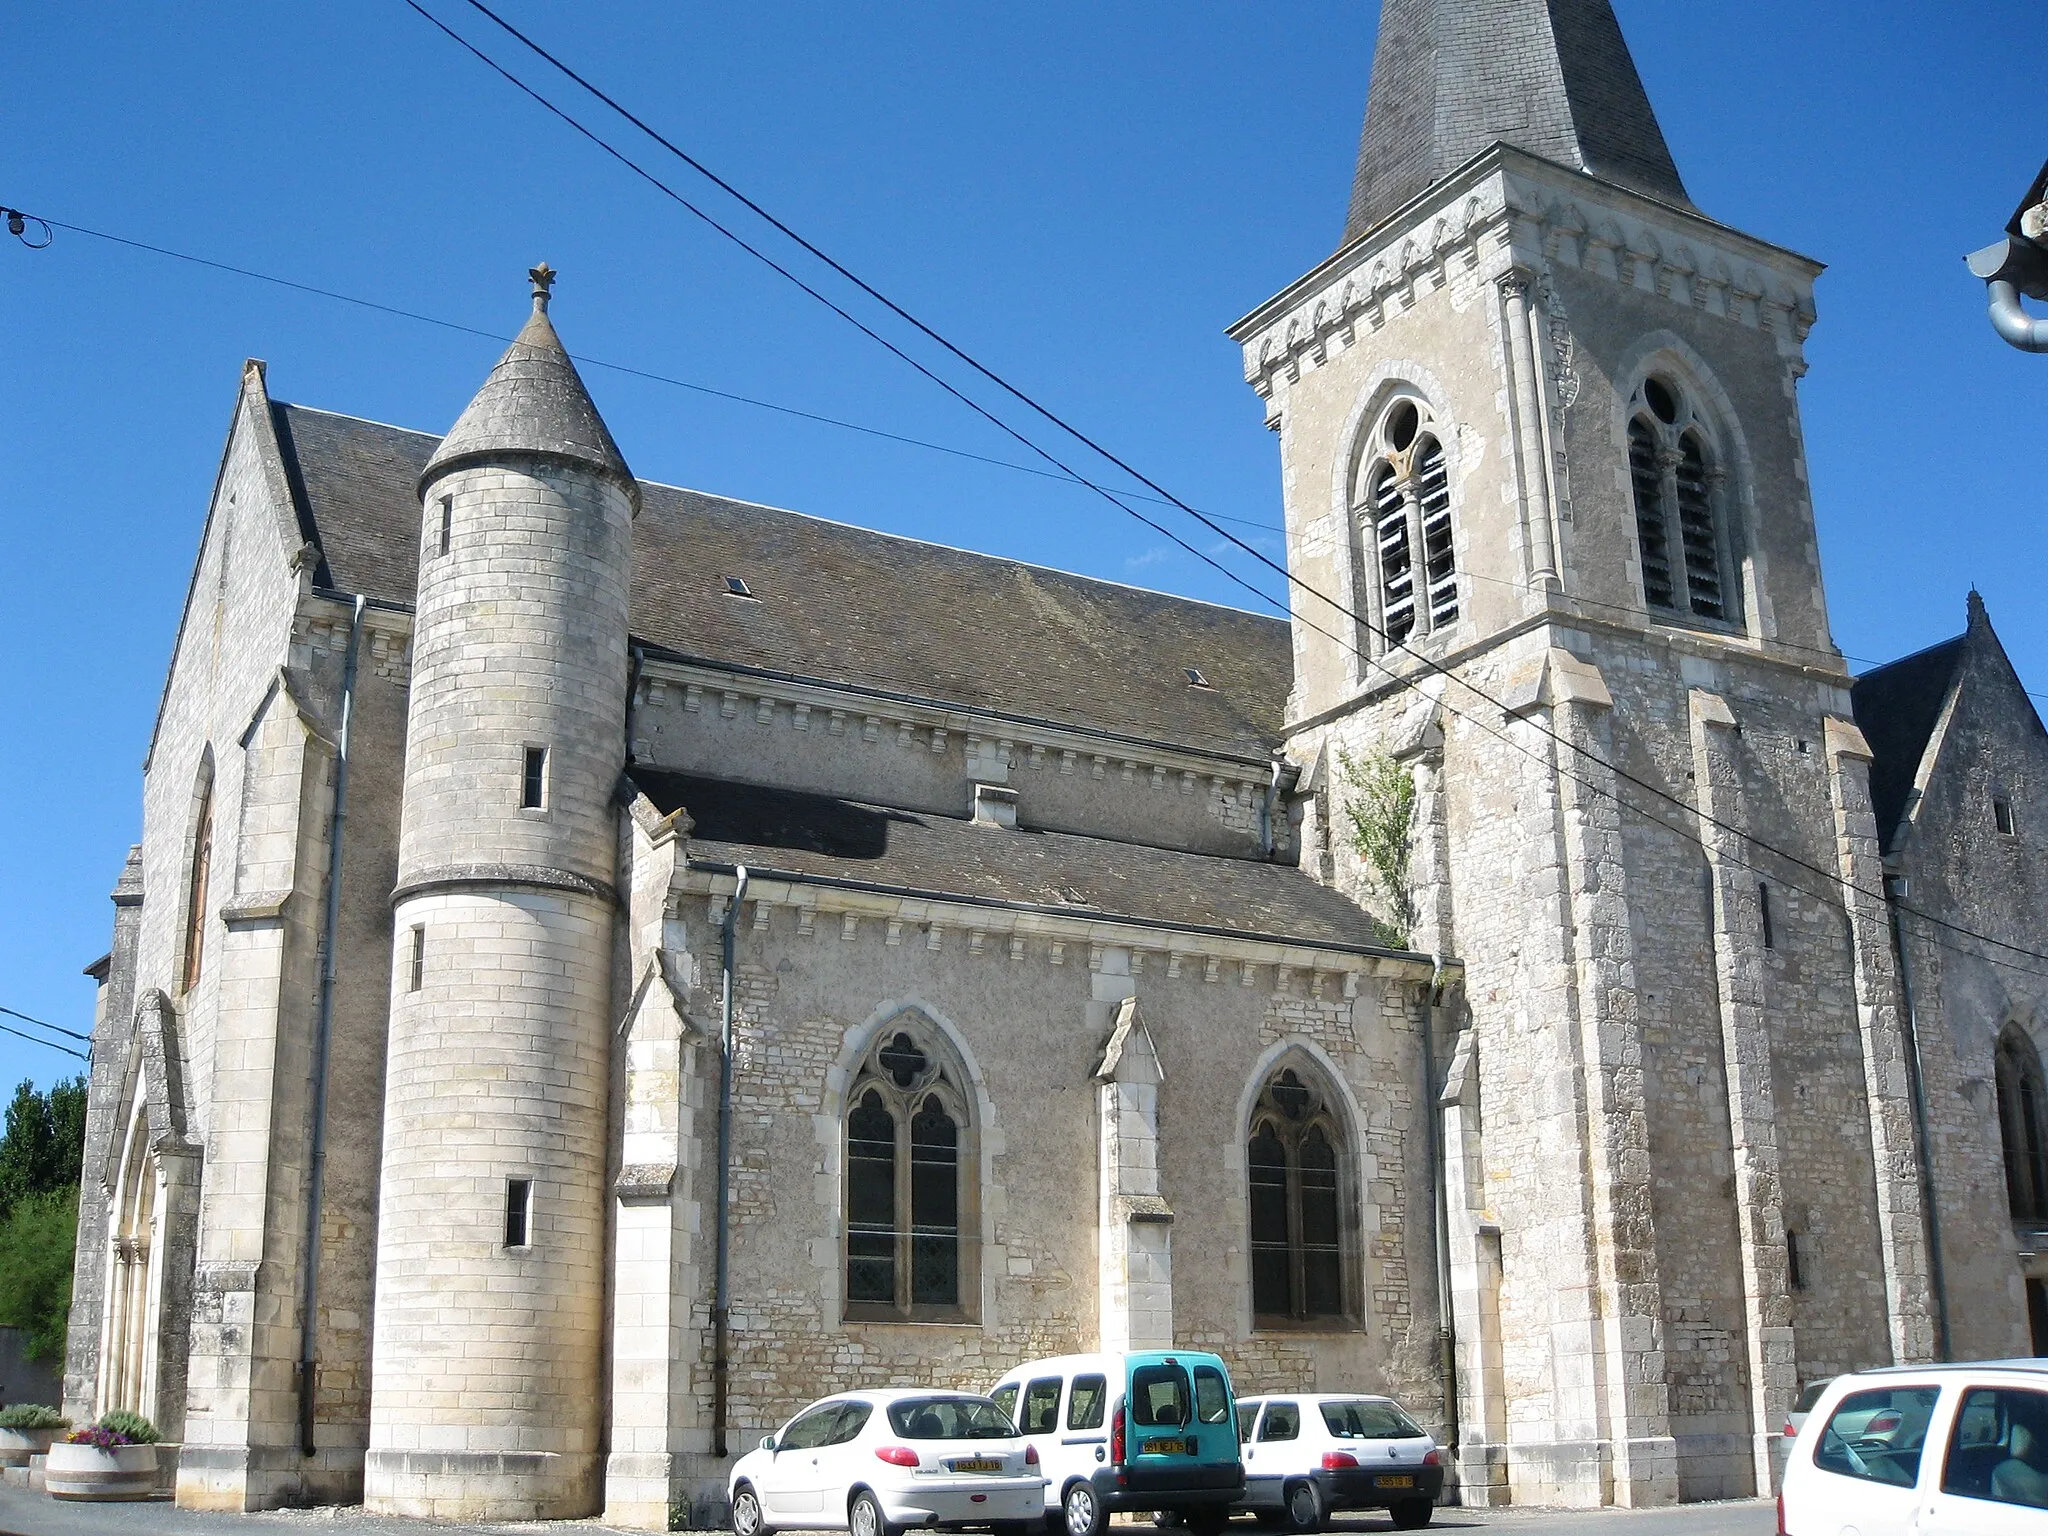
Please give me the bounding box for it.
[1,1,2043,1090]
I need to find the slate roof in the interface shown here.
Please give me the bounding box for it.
[422,299,637,504]
[1343,0,1693,245]
[632,770,1398,955]
[1851,635,1965,851]
[269,402,1291,761]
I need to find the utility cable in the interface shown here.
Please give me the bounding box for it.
[0,1004,91,1042]
[0,1019,87,1062]
[421,0,2048,975]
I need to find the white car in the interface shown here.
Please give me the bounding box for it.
[1233,1394,1442,1531]
[729,1390,1047,1536]
[1780,1359,2048,1534]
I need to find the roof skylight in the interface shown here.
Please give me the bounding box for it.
[724,576,756,599]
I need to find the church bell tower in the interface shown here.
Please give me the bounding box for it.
[1233,0,1931,1512]
[368,268,638,1521]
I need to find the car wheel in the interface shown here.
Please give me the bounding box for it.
[732,1484,772,1536]
[850,1489,896,1536]
[1063,1480,1107,1536]
[1281,1480,1321,1535]
[1153,1514,1185,1530]
[1389,1496,1433,1530]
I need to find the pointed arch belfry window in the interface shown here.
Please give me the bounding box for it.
[1997,1025,2048,1223]
[1247,1062,1358,1326]
[1355,397,1458,654]
[844,1018,978,1320]
[1627,375,1736,623]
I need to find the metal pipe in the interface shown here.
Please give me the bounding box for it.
[1987,280,2048,353]
[711,864,750,1459]
[299,592,365,1458]
[1422,953,1460,1499]
[1885,878,1953,1360]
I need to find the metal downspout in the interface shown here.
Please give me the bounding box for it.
[1423,952,1460,1496]
[299,593,365,1458]
[1987,280,2048,353]
[712,865,750,1459]
[1886,878,1953,1360]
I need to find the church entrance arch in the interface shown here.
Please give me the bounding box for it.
[99,1085,165,1421]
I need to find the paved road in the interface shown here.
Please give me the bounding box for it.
[0,1488,1775,1536]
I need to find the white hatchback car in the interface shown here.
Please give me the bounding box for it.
[1233,1394,1442,1531]
[1779,1359,2048,1535]
[730,1390,1047,1536]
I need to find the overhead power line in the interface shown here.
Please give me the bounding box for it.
[0,1018,87,1063]
[0,1004,91,1042]
[413,0,2048,983]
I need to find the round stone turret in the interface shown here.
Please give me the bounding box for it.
[368,268,634,1522]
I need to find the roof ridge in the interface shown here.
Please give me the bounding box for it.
[271,399,1286,627]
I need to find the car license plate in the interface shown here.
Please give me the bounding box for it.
[1143,1439,1184,1456]
[1376,1475,1414,1489]
[951,1458,1004,1474]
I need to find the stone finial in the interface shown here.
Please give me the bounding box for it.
[528,262,557,313]
[1968,588,1990,631]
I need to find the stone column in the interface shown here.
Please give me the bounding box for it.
[1687,691,1795,1495]
[1823,717,1936,1363]
[1499,273,1560,588]
[1439,1030,1507,1504]
[1094,992,1172,1352]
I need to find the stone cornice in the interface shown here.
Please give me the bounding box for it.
[1230,144,1823,414]
[393,863,619,908]
[681,864,1446,984]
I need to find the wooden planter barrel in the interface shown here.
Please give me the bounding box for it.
[45,1441,158,1500]
[0,1427,57,1468]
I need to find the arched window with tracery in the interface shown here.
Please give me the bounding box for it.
[1247,1062,1357,1326]
[1356,398,1457,652]
[844,1020,977,1321]
[180,772,214,995]
[1997,1025,2048,1222]
[1627,375,1737,623]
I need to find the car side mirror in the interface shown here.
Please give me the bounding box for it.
[760,1435,777,1453]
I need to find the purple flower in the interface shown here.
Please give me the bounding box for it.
[66,1426,133,1451]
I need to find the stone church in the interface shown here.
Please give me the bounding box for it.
[63,0,2048,1523]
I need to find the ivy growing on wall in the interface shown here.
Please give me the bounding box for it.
[1337,748,1416,950]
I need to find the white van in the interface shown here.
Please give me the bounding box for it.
[990,1351,1244,1536]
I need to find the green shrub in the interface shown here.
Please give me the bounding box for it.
[94,1410,158,1445]
[0,1404,65,1430]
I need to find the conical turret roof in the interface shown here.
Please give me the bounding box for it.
[1342,0,1693,246]
[422,265,637,506]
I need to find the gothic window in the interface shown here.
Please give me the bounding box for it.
[181,776,214,994]
[1998,1025,2048,1223]
[844,1020,977,1321]
[1627,376,1737,623]
[1247,1063,1356,1326]
[1356,398,1458,651]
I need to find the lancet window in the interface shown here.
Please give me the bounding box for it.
[844,1020,977,1321]
[1627,376,1736,623]
[181,776,214,995]
[1357,398,1458,651]
[1998,1025,2048,1223]
[1247,1063,1357,1326]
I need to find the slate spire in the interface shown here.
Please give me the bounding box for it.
[1342,0,1693,246]
[422,263,638,506]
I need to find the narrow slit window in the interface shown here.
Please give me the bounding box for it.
[437,496,452,557]
[1759,883,1776,950]
[408,925,425,991]
[521,746,548,809]
[504,1178,532,1248]
[1996,796,2017,836]
[1628,419,1674,609]
[1786,1231,1808,1291]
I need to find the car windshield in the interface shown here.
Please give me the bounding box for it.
[1795,1381,1833,1413]
[887,1397,1016,1441]
[1321,1401,1424,1440]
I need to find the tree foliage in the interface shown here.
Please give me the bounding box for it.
[0,1078,89,1364]
[1337,748,1417,950]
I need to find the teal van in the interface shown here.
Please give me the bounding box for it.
[990,1351,1243,1536]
